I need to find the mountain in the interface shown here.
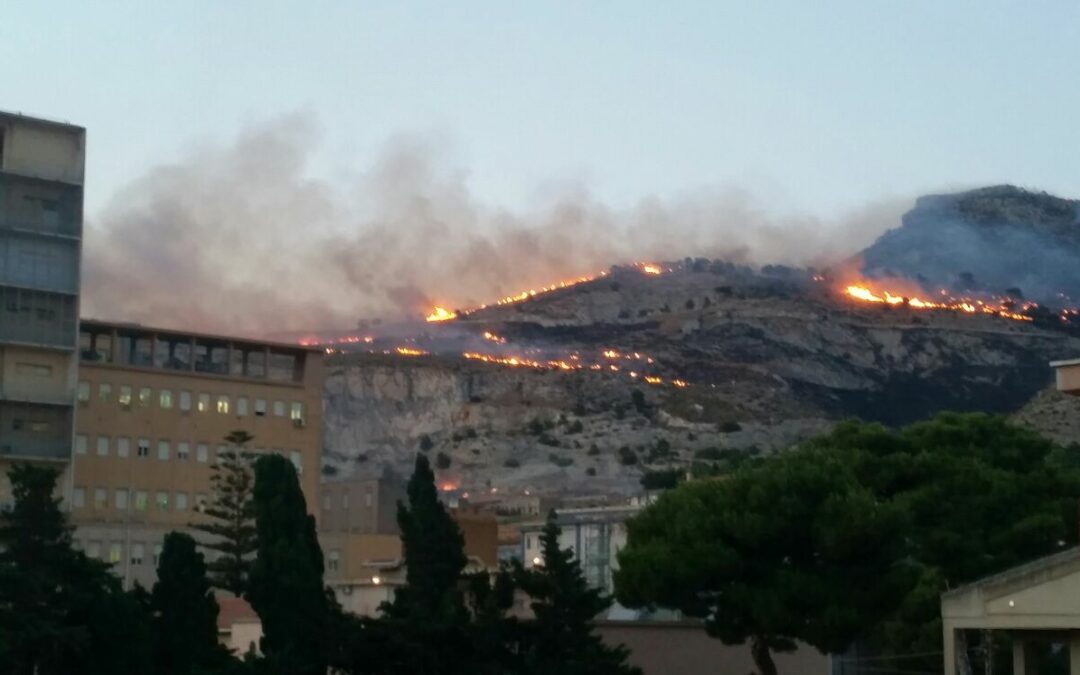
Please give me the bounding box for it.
[321,186,1080,495]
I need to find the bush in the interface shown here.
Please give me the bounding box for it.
[568,420,584,434]
[574,400,587,416]
[549,454,573,468]
[504,458,521,468]
[465,428,478,439]
[619,447,638,466]
[587,444,601,456]
[586,467,597,477]
[419,434,434,452]
[694,447,724,460]
[527,418,545,436]
[538,434,560,447]
[631,390,647,412]
[719,420,742,433]
[435,452,452,470]
[640,469,684,490]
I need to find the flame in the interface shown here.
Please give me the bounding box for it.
[639,263,663,275]
[395,346,429,356]
[483,331,507,344]
[842,284,1033,322]
[426,307,457,322]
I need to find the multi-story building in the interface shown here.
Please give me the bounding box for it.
[0,111,85,507]
[71,318,324,588]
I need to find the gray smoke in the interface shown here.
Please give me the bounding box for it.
[82,114,910,337]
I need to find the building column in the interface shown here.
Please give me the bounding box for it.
[943,623,956,675]
[1013,635,1026,675]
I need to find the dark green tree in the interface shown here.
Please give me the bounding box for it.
[0,464,152,675]
[517,513,640,675]
[192,430,258,596]
[151,532,232,674]
[245,454,329,675]
[615,451,911,675]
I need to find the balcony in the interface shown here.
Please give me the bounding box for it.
[0,286,77,349]
[0,172,83,239]
[0,401,73,462]
[0,231,79,294]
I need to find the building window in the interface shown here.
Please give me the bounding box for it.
[157,440,170,460]
[341,492,349,509]
[134,491,148,511]
[290,402,304,420]
[273,400,285,417]
[156,492,168,511]
[175,492,188,511]
[108,543,122,564]
[117,437,130,458]
[138,387,152,407]
[72,487,85,508]
[328,550,340,572]
[177,442,190,461]
[119,385,132,408]
[217,395,230,414]
[159,389,173,409]
[365,492,373,508]
[75,434,88,455]
[153,544,163,567]
[94,488,107,508]
[254,398,267,416]
[197,393,210,413]
[322,494,331,511]
[290,450,303,475]
[96,436,109,456]
[131,543,144,566]
[236,397,248,416]
[137,438,150,458]
[77,381,90,403]
[99,382,112,402]
[87,541,102,559]
[115,489,128,510]
[179,390,192,411]
[196,443,209,463]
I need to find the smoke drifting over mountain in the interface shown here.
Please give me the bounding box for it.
[82,114,908,337]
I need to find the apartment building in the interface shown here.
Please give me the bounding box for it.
[0,111,85,507]
[71,319,324,588]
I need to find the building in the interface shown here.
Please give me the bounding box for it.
[1052,358,1080,395]
[70,319,324,588]
[0,111,85,507]
[320,471,405,536]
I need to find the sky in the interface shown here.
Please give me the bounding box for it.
[3,1,1078,218]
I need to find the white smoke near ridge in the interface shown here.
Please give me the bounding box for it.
[82,113,911,337]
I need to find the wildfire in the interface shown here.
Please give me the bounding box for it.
[638,263,663,275]
[842,284,1033,322]
[395,346,429,356]
[483,331,507,344]
[426,307,457,322]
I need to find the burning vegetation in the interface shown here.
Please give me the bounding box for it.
[841,282,1035,322]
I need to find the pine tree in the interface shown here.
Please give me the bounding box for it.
[151,532,231,674]
[516,512,640,675]
[192,430,258,595]
[245,454,329,675]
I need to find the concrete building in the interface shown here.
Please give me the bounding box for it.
[0,111,85,507]
[320,471,404,535]
[71,319,324,588]
[1052,358,1080,395]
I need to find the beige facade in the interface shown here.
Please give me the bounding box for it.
[70,319,324,588]
[320,474,404,535]
[0,111,85,507]
[1052,358,1080,396]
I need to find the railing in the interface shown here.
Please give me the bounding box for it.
[0,438,72,461]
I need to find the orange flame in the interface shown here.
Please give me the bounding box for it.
[842,284,1033,322]
[639,263,663,275]
[395,346,429,356]
[426,307,457,322]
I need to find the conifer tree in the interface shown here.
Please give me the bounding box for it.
[516,513,640,675]
[192,430,258,595]
[151,532,231,674]
[246,454,329,675]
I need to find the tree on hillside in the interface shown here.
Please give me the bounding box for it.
[192,430,258,595]
[246,454,330,675]
[615,451,912,675]
[0,464,152,675]
[151,532,232,675]
[516,513,640,675]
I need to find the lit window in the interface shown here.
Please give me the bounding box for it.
[116,437,130,458]
[175,493,188,511]
[77,381,90,402]
[290,402,304,420]
[254,399,267,416]
[75,434,88,455]
[290,450,303,475]
[217,395,230,414]
[72,487,85,508]
[98,383,112,401]
[157,441,170,461]
[134,491,148,511]
[197,393,210,412]
[156,492,168,511]
[94,488,107,508]
[119,385,132,408]
[137,438,150,458]
[108,543,122,563]
[196,443,209,463]
[87,541,102,559]
[115,489,128,510]
[236,397,249,416]
[273,400,285,417]
[328,550,340,572]
[130,543,144,566]
[138,387,151,407]
[159,389,173,409]
[96,436,109,457]
[177,442,190,461]
[153,544,163,566]
[179,390,192,411]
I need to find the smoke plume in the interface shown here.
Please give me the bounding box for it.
[82,114,910,337]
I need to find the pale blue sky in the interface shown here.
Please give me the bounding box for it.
[3,1,1078,218]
